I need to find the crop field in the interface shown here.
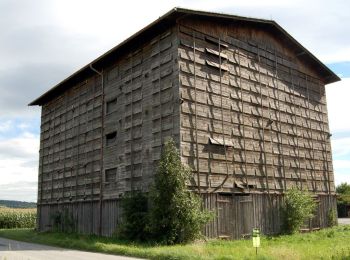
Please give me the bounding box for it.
[0,207,36,229]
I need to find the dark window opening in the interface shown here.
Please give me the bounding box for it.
[106,131,117,146]
[106,98,118,114]
[105,168,117,183]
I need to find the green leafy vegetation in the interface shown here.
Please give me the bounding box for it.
[337,182,350,217]
[1,226,350,259]
[0,207,36,229]
[50,209,76,233]
[149,139,212,244]
[119,139,212,244]
[282,188,316,234]
[327,208,338,227]
[118,192,149,241]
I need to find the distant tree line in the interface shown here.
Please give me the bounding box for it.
[0,200,36,209]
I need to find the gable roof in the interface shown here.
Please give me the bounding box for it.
[29,7,340,106]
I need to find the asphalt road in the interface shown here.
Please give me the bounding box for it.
[0,237,144,260]
[338,218,350,225]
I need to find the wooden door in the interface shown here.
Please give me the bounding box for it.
[235,195,254,238]
[217,194,234,238]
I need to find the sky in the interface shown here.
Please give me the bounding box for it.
[0,0,349,202]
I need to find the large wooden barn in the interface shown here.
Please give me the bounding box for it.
[30,8,340,239]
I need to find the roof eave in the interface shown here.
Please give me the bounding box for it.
[29,7,340,106]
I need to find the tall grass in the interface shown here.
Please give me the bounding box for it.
[0,207,36,229]
[1,226,350,259]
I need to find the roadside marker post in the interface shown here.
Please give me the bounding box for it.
[252,228,260,256]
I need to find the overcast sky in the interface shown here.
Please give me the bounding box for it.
[0,0,349,202]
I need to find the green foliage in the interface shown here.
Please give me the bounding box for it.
[336,183,350,217]
[119,192,149,241]
[282,188,316,234]
[0,207,36,229]
[327,208,338,227]
[50,209,75,233]
[336,183,350,195]
[149,139,212,244]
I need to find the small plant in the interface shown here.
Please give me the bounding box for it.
[118,191,149,241]
[326,229,335,238]
[327,208,338,227]
[282,188,316,234]
[50,209,75,233]
[149,139,212,244]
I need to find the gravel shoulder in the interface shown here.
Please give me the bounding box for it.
[0,237,144,260]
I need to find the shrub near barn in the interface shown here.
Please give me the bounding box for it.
[0,207,36,229]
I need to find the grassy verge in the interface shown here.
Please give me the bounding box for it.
[1,226,350,259]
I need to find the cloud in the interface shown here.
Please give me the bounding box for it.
[0,63,70,117]
[0,120,12,133]
[0,118,40,139]
[0,0,348,118]
[0,132,39,194]
[333,159,350,185]
[0,181,37,202]
[216,0,350,63]
[331,137,350,159]
[326,77,350,133]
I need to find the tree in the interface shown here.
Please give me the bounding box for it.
[336,183,350,195]
[336,183,350,217]
[149,139,212,244]
[282,188,316,234]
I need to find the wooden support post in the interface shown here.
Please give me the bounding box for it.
[130,54,134,192]
[193,31,200,192]
[50,114,54,202]
[305,75,317,192]
[289,68,303,190]
[274,51,286,191]
[89,64,105,236]
[75,89,82,202]
[261,46,276,193]
[158,38,163,152]
[236,49,249,190]
[317,81,331,195]
[90,80,96,200]
[99,70,105,236]
[62,92,68,202]
[289,68,304,190]
[90,80,96,233]
[256,47,270,196]
[70,106,75,199]
[295,113,303,190]
[218,37,230,189]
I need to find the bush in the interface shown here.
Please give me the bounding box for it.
[336,183,350,217]
[118,192,149,241]
[327,208,338,227]
[50,208,76,233]
[149,139,212,244]
[282,188,316,234]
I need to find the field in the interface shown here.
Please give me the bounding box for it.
[0,226,350,259]
[0,207,36,229]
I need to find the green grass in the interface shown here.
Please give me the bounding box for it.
[1,226,350,259]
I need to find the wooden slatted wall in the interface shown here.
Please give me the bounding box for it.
[177,20,335,194]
